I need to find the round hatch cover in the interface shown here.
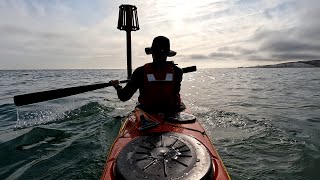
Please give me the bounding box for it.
[115,132,213,180]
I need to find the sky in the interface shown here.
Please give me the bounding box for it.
[0,0,319,69]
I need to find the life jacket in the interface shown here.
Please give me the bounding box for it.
[138,62,181,112]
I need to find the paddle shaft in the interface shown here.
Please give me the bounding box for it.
[13,80,129,106]
[14,66,196,106]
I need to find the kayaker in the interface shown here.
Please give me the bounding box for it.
[110,36,185,113]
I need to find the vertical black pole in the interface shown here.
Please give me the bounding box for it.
[118,4,138,79]
[126,30,132,79]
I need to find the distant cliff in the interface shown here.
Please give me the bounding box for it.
[243,60,320,68]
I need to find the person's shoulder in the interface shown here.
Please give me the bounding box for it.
[133,65,144,73]
[132,65,144,78]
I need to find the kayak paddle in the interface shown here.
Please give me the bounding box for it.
[14,66,196,106]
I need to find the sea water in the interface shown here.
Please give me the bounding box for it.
[0,68,319,180]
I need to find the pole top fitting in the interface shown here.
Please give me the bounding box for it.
[117,4,140,31]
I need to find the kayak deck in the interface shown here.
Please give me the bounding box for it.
[101,108,230,180]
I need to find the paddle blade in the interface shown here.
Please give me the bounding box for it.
[182,66,197,73]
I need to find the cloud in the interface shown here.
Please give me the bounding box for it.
[217,46,255,55]
[0,25,66,40]
[187,0,320,63]
[209,52,236,59]
[271,53,320,61]
[248,1,320,61]
[189,54,210,60]
[0,1,130,69]
[1,0,320,69]
[260,38,320,53]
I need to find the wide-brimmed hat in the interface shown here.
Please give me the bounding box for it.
[145,36,177,57]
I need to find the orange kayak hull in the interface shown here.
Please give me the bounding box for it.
[101,109,230,180]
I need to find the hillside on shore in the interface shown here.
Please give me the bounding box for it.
[242,60,320,68]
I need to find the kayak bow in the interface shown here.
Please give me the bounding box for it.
[101,108,230,180]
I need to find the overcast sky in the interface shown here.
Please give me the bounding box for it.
[0,0,319,69]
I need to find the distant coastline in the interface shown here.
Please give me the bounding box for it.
[239,60,320,68]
